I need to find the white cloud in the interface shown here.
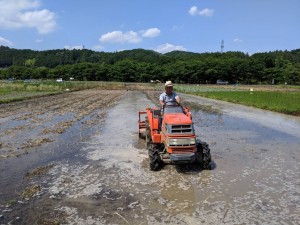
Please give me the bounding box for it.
[141,28,160,38]
[188,6,198,16]
[64,45,84,50]
[35,39,43,43]
[0,0,57,34]
[99,28,160,44]
[199,8,214,17]
[188,6,214,17]
[19,9,56,34]
[100,31,141,44]
[0,0,40,17]
[0,36,14,46]
[234,38,243,43]
[154,43,187,54]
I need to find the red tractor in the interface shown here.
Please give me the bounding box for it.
[138,102,211,171]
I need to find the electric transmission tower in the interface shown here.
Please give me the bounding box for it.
[221,40,224,53]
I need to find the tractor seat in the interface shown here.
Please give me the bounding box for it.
[153,109,161,117]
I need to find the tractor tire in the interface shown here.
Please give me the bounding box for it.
[196,141,212,170]
[148,144,162,171]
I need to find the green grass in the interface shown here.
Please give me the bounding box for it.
[195,91,300,115]
[175,85,300,116]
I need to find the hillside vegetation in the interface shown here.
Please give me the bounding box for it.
[1,46,300,85]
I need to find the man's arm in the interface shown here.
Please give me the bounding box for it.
[159,100,165,106]
[175,96,180,104]
[159,93,165,106]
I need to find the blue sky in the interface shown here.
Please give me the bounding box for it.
[0,0,299,54]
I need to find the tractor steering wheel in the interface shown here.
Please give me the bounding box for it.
[163,100,181,107]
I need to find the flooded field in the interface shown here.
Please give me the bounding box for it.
[0,88,299,224]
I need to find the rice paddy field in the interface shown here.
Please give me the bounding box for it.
[1,80,300,116]
[174,84,300,116]
[0,80,126,103]
[0,81,300,224]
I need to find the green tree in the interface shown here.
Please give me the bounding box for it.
[24,58,36,68]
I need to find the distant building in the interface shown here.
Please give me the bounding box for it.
[216,79,229,85]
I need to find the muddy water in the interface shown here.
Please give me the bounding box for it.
[182,94,300,224]
[1,91,300,224]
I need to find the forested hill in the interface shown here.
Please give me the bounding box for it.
[1,46,300,85]
[0,46,168,67]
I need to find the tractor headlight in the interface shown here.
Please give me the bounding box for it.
[167,138,196,146]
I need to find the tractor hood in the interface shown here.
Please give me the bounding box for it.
[164,113,192,125]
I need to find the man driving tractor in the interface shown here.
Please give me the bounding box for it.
[159,81,180,106]
[138,80,212,170]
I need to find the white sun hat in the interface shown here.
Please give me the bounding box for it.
[165,81,173,87]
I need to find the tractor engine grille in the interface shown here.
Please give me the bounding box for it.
[170,124,193,134]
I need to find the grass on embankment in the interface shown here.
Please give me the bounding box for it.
[175,85,300,116]
[0,80,126,103]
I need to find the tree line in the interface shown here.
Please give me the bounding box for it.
[0,45,300,85]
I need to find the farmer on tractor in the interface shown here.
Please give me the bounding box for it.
[138,80,212,171]
[158,81,182,131]
[159,81,180,106]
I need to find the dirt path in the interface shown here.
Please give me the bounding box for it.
[0,89,300,224]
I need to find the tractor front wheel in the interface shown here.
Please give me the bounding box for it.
[196,141,212,169]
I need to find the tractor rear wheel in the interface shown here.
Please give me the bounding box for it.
[196,141,212,169]
[148,144,162,171]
